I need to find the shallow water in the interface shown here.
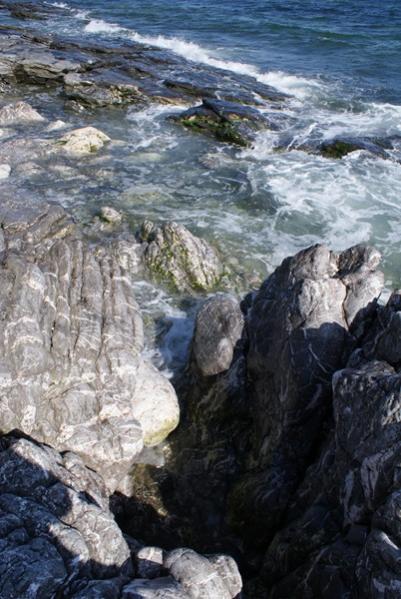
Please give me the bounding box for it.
[3,0,401,371]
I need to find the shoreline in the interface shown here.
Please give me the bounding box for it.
[0,2,401,598]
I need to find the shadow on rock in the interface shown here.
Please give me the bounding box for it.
[0,430,242,598]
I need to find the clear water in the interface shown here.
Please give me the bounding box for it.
[3,0,401,371]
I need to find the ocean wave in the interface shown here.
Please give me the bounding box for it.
[84,19,124,34]
[74,8,325,100]
[127,31,321,99]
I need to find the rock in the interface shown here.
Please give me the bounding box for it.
[192,294,244,376]
[0,433,242,598]
[0,197,179,491]
[58,126,111,156]
[319,137,388,159]
[45,119,67,132]
[0,101,45,125]
[138,220,224,293]
[101,205,123,225]
[230,244,383,541]
[122,549,242,599]
[174,98,270,147]
[63,70,147,108]
[0,163,10,179]
[0,433,131,597]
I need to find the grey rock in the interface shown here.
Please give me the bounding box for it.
[0,196,179,491]
[0,434,241,598]
[0,434,131,598]
[138,221,224,293]
[101,206,123,225]
[192,294,244,376]
[0,101,45,125]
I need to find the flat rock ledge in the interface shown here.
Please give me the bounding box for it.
[0,195,179,492]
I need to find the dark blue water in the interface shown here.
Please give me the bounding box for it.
[66,0,401,104]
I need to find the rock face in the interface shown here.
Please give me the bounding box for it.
[0,433,242,599]
[138,220,224,293]
[0,196,179,491]
[58,126,111,156]
[230,244,384,540]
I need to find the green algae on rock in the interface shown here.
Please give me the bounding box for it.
[138,220,225,293]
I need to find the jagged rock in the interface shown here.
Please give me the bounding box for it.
[63,71,147,108]
[58,126,111,156]
[0,434,131,598]
[138,220,224,293]
[0,197,179,491]
[192,294,244,376]
[0,100,45,125]
[0,433,242,599]
[230,244,383,542]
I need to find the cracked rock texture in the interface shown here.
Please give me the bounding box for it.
[0,196,179,492]
[0,433,242,599]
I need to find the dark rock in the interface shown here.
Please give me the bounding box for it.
[0,433,242,598]
[319,137,389,159]
[174,98,272,147]
[230,244,383,542]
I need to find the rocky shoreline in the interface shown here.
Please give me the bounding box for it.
[1,2,401,598]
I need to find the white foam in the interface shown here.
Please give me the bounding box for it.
[76,7,325,100]
[127,31,321,99]
[84,19,123,34]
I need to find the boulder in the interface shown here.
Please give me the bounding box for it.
[192,294,244,376]
[0,101,45,125]
[0,197,179,491]
[58,126,111,156]
[138,220,224,293]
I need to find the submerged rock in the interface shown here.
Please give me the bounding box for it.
[0,100,45,125]
[138,220,224,293]
[0,197,178,491]
[58,126,111,156]
[100,205,123,225]
[174,98,270,147]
